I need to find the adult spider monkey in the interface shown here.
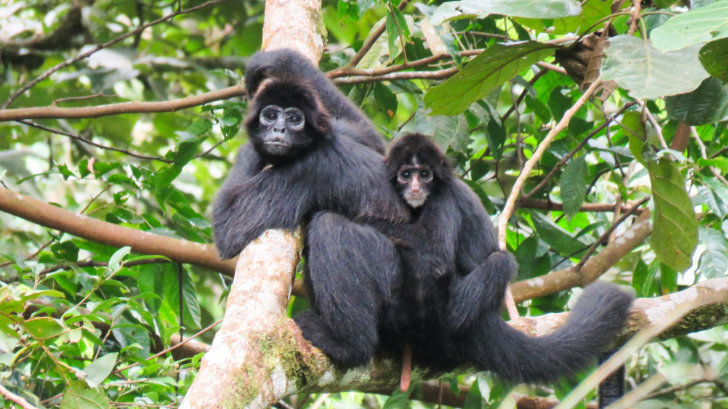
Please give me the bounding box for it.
[212,48,408,366]
[377,133,633,384]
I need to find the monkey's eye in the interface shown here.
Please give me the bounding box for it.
[400,170,411,179]
[287,113,302,125]
[420,170,430,179]
[260,106,282,125]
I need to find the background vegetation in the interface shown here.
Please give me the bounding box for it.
[1,0,727,408]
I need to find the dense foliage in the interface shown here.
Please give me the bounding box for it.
[1,0,727,408]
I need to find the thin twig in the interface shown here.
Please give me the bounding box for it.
[0,383,40,409]
[328,49,483,79]
[522,101,638,200]
[340,0,410,70]
[1,0,227,109]
[19,120,173,162]
[497,79,604,250]
[114,318,223,374]
[574,196,649,270]
[333,67,459,85]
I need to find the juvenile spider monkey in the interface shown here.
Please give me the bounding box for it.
[377,133,633,386]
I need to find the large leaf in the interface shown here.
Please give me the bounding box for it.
[648,158,698,271]
[602,35,710,99]
[665,77,728,125]
[431,0,581,25]
[699,38,728,83]
[83,353,118,387]
[698,227,728,279]
[424,42,555,115]
[60,382,111,409]
[560,156,588,220]
[650,0,728,52]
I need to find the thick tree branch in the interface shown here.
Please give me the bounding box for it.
[0,188,235,275]
[174,278,728,405]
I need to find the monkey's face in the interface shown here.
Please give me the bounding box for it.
[256,104,310,157]
[396,155,434,208]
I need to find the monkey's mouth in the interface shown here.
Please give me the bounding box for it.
[404,192,428,208]
[264,141,292,155]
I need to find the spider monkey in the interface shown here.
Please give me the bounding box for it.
[377,133,633,384]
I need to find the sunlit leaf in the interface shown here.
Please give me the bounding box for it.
[431,0,581,25]
[425,42,555,115]
[602,35,710,99]
[651,0,728,52]
[84,353,118,387]
[560,156,588,220]
[648,158,698,271]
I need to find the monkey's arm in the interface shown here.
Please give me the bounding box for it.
[212,167,308,259]
[447,181,516,332]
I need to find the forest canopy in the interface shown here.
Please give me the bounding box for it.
[1,0,728,408]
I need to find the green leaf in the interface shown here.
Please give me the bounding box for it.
[648,158,698,271]
[108,246,132,272]
[425,42,556,115]
[431,0,581,25]
[60,381,111,409]
[530,211,593,256]
[560,156,588,220]
[650,0,728,52]
[83,352,118,387]
[463,377,483,409]
[181,268,202,329]
[22,317,64,340]
[602,35,710,99]
[51,241,79,262]
[665,77,728,125]
[698,227,728,279]
[374,83,398,116]
[383,389,411,409]
[699,38,728,83]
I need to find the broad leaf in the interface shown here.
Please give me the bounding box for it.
[530,211,593,256]
[648,158,698,271]
[84,353,118,387]
[699,38,728,83]
[431,0,581,25]
[60,381,111,409]
[665,77,728,125]
[22,317,64,340]
[560,156,588,220]
[651,0,728,52]
[425,42,555,115]
[602,35,710,99]
[698,228,728,279]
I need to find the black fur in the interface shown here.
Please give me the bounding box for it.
[378,133,634,383]
[212,49,408,259]
[212,49,408,367]
[245,49,385,154]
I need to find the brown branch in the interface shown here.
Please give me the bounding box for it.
[0,187,235,275]
[1,0,227,109]
[175,278,728,403]
[328,49,483,79]
[0,85,245,122]
[573,197,649,270]
[518,198,646,214]
[511,210,652,303]
[0,384,38,409]
[333,67,459,85]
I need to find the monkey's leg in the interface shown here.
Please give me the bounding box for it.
[296,211,400,367]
